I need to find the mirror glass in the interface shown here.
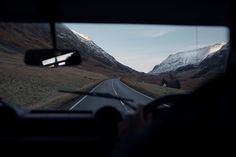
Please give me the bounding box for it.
[24,49,81,67]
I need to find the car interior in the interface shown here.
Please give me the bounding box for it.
[0,0,235,156]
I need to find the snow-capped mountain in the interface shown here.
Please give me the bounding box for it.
[149,43,225,74]
[71,30,117,64]
[0,23,136,76]
[51,24,136,74]
[70,29,135,74]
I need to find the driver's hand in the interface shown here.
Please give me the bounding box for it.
[118,105,152,138]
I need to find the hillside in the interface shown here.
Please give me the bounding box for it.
[0,23,160,109]
[149,43,225,74]
[0,23,110,109]
[149,43,230,90]
[0,23,137,75]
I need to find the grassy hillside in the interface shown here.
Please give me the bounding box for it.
[0,23,110,110]
[0,54,107,110]
[121,79,186,98]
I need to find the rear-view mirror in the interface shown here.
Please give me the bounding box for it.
[24,49,81,67]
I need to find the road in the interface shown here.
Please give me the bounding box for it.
[69,79,154,113]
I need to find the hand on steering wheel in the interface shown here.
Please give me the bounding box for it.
[118,94,188,138]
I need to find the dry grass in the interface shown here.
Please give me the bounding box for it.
[122,79,186,98]
[30,80,103,110]
[0,54,107,110]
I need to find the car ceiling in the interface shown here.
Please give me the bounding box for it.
[1,0,235,68]
[0,0,233,26]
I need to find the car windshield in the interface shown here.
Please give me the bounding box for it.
[0,23,230,112]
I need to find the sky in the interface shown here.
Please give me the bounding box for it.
[65,23,229,73]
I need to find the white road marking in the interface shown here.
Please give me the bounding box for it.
[112,79,129,112]
[112,80,118,96]
[70,79,142,112]
[69,81,104,110]
[119,80,154,100]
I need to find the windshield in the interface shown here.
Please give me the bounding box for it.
[0,23,230,112]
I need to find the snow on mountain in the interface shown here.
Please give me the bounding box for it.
[69,28,135,74]
[149,43,225,74]
[71,30,117,64]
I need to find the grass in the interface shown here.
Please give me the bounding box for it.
[121,79,186,98]
[0,55,107,110]
[31,79,103,110]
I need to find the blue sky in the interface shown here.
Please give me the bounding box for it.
[65,23,229,73]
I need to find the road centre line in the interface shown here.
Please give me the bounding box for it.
[112,80,129,112]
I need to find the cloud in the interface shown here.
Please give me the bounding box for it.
[150,29,175,38]
[135,28,175,38]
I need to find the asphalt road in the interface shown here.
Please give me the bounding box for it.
[69,79,154,113]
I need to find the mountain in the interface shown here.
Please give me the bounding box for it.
[0,23,137,76]
[149,43,225,74]
[191,43,230,77]
[69,29,136,75]
[148,43,230,90]
[0,23,109,109]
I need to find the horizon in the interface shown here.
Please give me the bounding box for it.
[66,23,229,73]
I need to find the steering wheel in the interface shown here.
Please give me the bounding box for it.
[143,93,189,118]
[93,94,188,138]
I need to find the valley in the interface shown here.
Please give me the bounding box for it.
[0,23,229,110]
